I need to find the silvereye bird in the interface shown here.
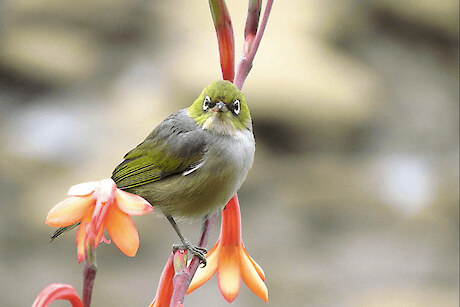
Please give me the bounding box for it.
[111,80,255,263]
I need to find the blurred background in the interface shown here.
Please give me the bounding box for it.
[0,0,458,306]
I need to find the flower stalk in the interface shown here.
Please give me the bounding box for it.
[234,0,274,90]
[82,261,97,307]
[209,0,235,82]
[243,0,262,54]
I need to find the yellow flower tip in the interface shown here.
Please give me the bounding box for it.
[217,247,242,303]
[220,286,240,303]
[115,189,153,216]
[243,245,265,281]
[124,248,138,257]
[46,196,94,227]
[239,248,268,302]
[251,280,269,303]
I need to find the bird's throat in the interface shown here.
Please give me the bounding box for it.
[202,113,236,135]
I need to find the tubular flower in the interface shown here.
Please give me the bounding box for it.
[187,195,268,303]
[149,253,174,307]
[150,250,190,307]
[32,283,83,307]
[46,178,153,262]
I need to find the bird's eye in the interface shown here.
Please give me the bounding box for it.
[203,96,211,111]
[232,99,241,115]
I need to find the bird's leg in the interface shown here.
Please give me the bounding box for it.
[166,215,208,266]
[200,214,209,233]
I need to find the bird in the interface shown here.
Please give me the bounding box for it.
[110,80,255,264]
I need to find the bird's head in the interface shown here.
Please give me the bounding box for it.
[188,80,252,135]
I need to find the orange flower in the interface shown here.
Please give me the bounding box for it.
[150,250,190,307]
[187,195,268,303]
[149,253,175,307]
[46,178,153,262]
[32,283,83,307]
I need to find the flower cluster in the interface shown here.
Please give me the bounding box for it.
[187,196,268,302]
[46,179,152,262]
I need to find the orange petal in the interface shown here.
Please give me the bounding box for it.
[115,189,153,216]
[106,205,139,257]
[243,245,265,280]
[67,181,99,196]
[217,246,241,303]
[150,253,175,307]
[76,223,85,263]
[46,196,94,227]
[240,248,268,302]
[187,244,220,294]
[76,210,93,263]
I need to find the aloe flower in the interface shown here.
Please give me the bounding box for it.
[32,283,83,307]
[149,253,174,307]
[187,195,268,302]
[46,178,153,262]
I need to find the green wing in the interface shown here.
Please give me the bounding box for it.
[111,110,207,190]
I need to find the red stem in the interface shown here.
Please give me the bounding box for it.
[243,0,262,55]
[234,0,274,90]
[82,262,97,307]
[244,0,261,38]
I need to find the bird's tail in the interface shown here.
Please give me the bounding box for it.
[49,222,80,244]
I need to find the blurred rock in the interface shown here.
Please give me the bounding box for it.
[6,0,151,40]
[372,0,459,38]
[0,23,99,86]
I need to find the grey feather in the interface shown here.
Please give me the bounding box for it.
[112,109,255,219]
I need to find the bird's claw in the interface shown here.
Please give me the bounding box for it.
[173,242,207,267]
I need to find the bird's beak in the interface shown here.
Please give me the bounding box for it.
[216,101,227,112]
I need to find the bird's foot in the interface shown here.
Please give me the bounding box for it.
[173,240,207,267]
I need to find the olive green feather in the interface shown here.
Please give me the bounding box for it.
[49,223,80,243]
[112,109,207,191]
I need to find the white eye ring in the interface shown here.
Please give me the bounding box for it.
[233,99,240,115]
[203,96,211,111]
